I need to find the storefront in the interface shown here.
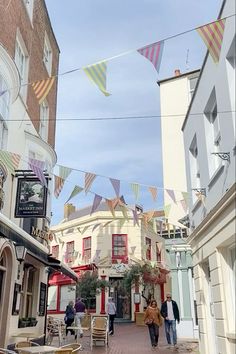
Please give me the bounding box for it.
[0,213,79,348]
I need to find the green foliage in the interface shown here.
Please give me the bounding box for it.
[122,263,160,291]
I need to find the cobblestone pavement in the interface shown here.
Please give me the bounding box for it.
[59,323,199,354]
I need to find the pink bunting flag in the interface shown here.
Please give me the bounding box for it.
[148,186,157,201]
[106,199,115,218]
[84,172,96,193]
[54,175,65,198]
[90,194,102,215]
[110,178,120,197]
[29,158,47,186]
[137,41,164,73]
[166,189,176,203]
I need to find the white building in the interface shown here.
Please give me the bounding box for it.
[158,69,200,339]
[182,0,235,353]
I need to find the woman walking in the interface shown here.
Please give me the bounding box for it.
[64,301,75,336]
[144,299,163,350]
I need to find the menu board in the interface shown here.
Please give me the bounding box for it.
[38,282,47,316]
[12,283,21,315]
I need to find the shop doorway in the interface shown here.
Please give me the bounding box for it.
[109,277,131,320]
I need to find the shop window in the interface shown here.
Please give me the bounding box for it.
[20,266,37,318]
[51,245,59,259]
[47,285,57,310]
[146,237,151,260]
[83,237,91,263]
[66,241,74,263]
[112,234,127,263]
[59,284,76,311]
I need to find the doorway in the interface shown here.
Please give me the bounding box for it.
[109,277,131,320]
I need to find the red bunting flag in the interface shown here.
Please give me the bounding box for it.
[31,77,55,104]
[137,41,164,73]
[54,175,65,198]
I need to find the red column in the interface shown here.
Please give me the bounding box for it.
[100,275,106,314]
[135,281,140,313]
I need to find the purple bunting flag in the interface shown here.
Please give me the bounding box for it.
[137,41,164,73]
[110,178,120,197]
[166,189,176,203]
[29,158,47,186]
[90,194,102,215]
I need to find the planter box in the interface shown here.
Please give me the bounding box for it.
[135,312,145,326]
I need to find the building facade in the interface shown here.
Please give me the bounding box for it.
[48,203,168,321]
[182,0,235,353]
[158,69,200,339]
[0,0,78,347]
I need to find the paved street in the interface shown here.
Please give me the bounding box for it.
[62,323,199,354]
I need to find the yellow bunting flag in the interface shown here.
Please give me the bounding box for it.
[130,183,140,201]
[32,77,55,104]
[83,61,111,96]
[164,204,171,218]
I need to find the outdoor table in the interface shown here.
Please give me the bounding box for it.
[12,333,44,341]
[16,346,58,354]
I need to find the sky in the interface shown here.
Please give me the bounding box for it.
[45,0,222,226]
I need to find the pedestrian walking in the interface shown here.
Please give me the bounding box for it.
[74,297,86,338]
[161,293,180,350]
[64,301,75,336]
[144,299,163,350]
[106,297,116,335]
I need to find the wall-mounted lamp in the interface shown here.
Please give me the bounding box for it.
[14,244,27,263]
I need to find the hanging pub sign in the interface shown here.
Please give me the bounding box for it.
[15,177,47,218]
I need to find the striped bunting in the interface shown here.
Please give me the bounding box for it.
[148,186,157,201]
[28,158,47,186]
[65,185,83,204]
[54,175,65,198]
[130,183,140,201]
[197,19,225,63]
[58,165,72,180]
[83,61,111,96]
[84,172,96,193]
[31,77,55,104]
[0,151,20,174]
[164,204,171,218]
[90,194,103,215]
[166,189,176,203]
[137,41,164,73]
[106,199,116,218]
[110,178,120,197]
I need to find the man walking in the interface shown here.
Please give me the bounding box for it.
[74,297,86,338]
[106,297,116,335]
[161,293,180,349]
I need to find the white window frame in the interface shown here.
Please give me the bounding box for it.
[39,100,49,141]
[15,30,29,100]
[20,267,37,318]
[0,74,10,121]
[23,0,34,22]
[47,285,57,311]
[43,33,52,75]
[188,75,199,102]
[226,35,236,134]
[189,135,200,203]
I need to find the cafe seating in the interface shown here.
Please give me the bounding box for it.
[0,349,16,354]
[54,349,74,354]
[90,315,108,348]
[47,317,66,346]
[60,344,81,353]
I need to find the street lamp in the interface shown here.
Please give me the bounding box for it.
[14,244,27,263]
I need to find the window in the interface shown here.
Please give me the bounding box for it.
[112,234,127,263]
[0,251,6,305]
[15,31,29,99]
[23,0,34,21]
[156,244,161,262]
[189,135,200,202]
[65,241,74,263]
[59,284,76,311]
[204,89,221,176]
[51,245,59,259]
[39,100,49,141]
[20,267,36,318]
[229,246,236,312]
[83,237,91,263]
[189,75,199,101]
[226,36,236,133]
[43,33,52,75]
[146,237,151,260]
[47,285,57,310]
[0,75,10,120]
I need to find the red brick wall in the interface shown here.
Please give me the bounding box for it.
[0,0,60,148]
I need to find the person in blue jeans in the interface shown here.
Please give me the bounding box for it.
[161,293,180,349]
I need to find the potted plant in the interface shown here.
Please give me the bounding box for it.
[18,317,30,328]
[29,317,38,327]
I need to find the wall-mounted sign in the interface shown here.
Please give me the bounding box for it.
[15,178,47,218]
[134,293,141,304]
[12,283,21,315]
[31,226,54,244]
[38,282,47,316]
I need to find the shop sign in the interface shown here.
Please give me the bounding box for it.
[31,226,54,244]
[15,178,47,218]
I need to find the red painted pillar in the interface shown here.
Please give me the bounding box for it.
[135,281,140,313]
[100,275,106,314]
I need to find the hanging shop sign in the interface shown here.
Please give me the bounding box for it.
[15,178,47,218]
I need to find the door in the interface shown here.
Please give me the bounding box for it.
[109,278,131,319]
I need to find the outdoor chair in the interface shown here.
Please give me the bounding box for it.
[47,318,66,346]
[60,343,82,353]
[0,349,16,354]
[54,348,74,354]
[90,315,108,348]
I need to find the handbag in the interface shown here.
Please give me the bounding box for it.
[145,318,153,325]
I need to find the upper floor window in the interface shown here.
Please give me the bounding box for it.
[156,244,161,262]
[15,31,29,100]
[39,100,49,141]
[188,75,199,101]
[65,241,74,263]
[83,237,91,263]
[23,0,34,21]
[204,89,221,176]
[146,237,151,260]
[112,234,127,263]
[43,33,52,75]
[51,245,59,259]
[226,35,236,133]
[0,75,10,121]
[189,135,200,202]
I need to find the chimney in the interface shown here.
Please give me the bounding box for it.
[64,203,76,219]
[175,69,181,76]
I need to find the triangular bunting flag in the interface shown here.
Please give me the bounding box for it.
[54,175,65,198]
[180,199,188,213]
[137,41,164,72]
[130,246,136,254]
[119,195,126,205]
[106,199,116,218]
[148,186,157,201]
[28,158,47,186]
[84,172,96,193]
[132,209,139,227]
[164,204,171,218]
[110,178,120,197]
[31,77,55,104]
[77,227,82,233]
[182,191,189,202]
[197,19,225,63]
[65,185,83,204]
[130,183,140,201]
[0,150,20,174]
[146,210,155,222]
[83,61,111,96]
[90,194,102,215]
[166,189,176,203]
[58,165,72,180]
[120,205,129,220]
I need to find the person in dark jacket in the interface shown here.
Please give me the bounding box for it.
[65,301,75,335]
[161,293,180,349]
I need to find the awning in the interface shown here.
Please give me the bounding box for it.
[0,213,79,282]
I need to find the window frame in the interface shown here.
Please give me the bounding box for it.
[43,33,52,75]
[65,241,74,264]
[82,236,91,263]
[145,237,151,260]
[39,100,49,141]
[15,30,29,100]
[20,266,37,319]
[51,245,59,259]
[189,135,201,202]
[112,234,128,263]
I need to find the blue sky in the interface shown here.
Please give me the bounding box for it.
[45,0,222,225]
